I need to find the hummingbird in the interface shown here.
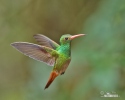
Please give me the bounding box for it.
[11,34,85,89]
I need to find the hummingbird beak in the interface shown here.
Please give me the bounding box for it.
[70,34,85,40]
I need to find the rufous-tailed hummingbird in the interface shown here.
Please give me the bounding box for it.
[11,34,85,89]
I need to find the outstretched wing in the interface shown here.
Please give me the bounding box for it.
[33,34,60,50]
[11,42,58,66]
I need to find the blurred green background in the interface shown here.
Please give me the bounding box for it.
[0,0,125,100]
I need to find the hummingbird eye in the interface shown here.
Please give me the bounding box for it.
[65,37,68,40]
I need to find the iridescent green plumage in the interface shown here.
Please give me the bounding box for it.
[11,34,85,89]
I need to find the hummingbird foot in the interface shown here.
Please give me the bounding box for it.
[61,72,65,75]
[44,71,59,89]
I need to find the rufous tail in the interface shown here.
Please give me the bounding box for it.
[44,71,59,89]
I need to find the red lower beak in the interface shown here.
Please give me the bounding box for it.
[70,34,85,40]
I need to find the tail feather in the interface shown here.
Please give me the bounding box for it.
[44,71,59,89]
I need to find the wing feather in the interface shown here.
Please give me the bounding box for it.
[33,34,60,49]
[11,42,57,66]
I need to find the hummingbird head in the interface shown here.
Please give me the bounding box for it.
[60,34,85,45]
